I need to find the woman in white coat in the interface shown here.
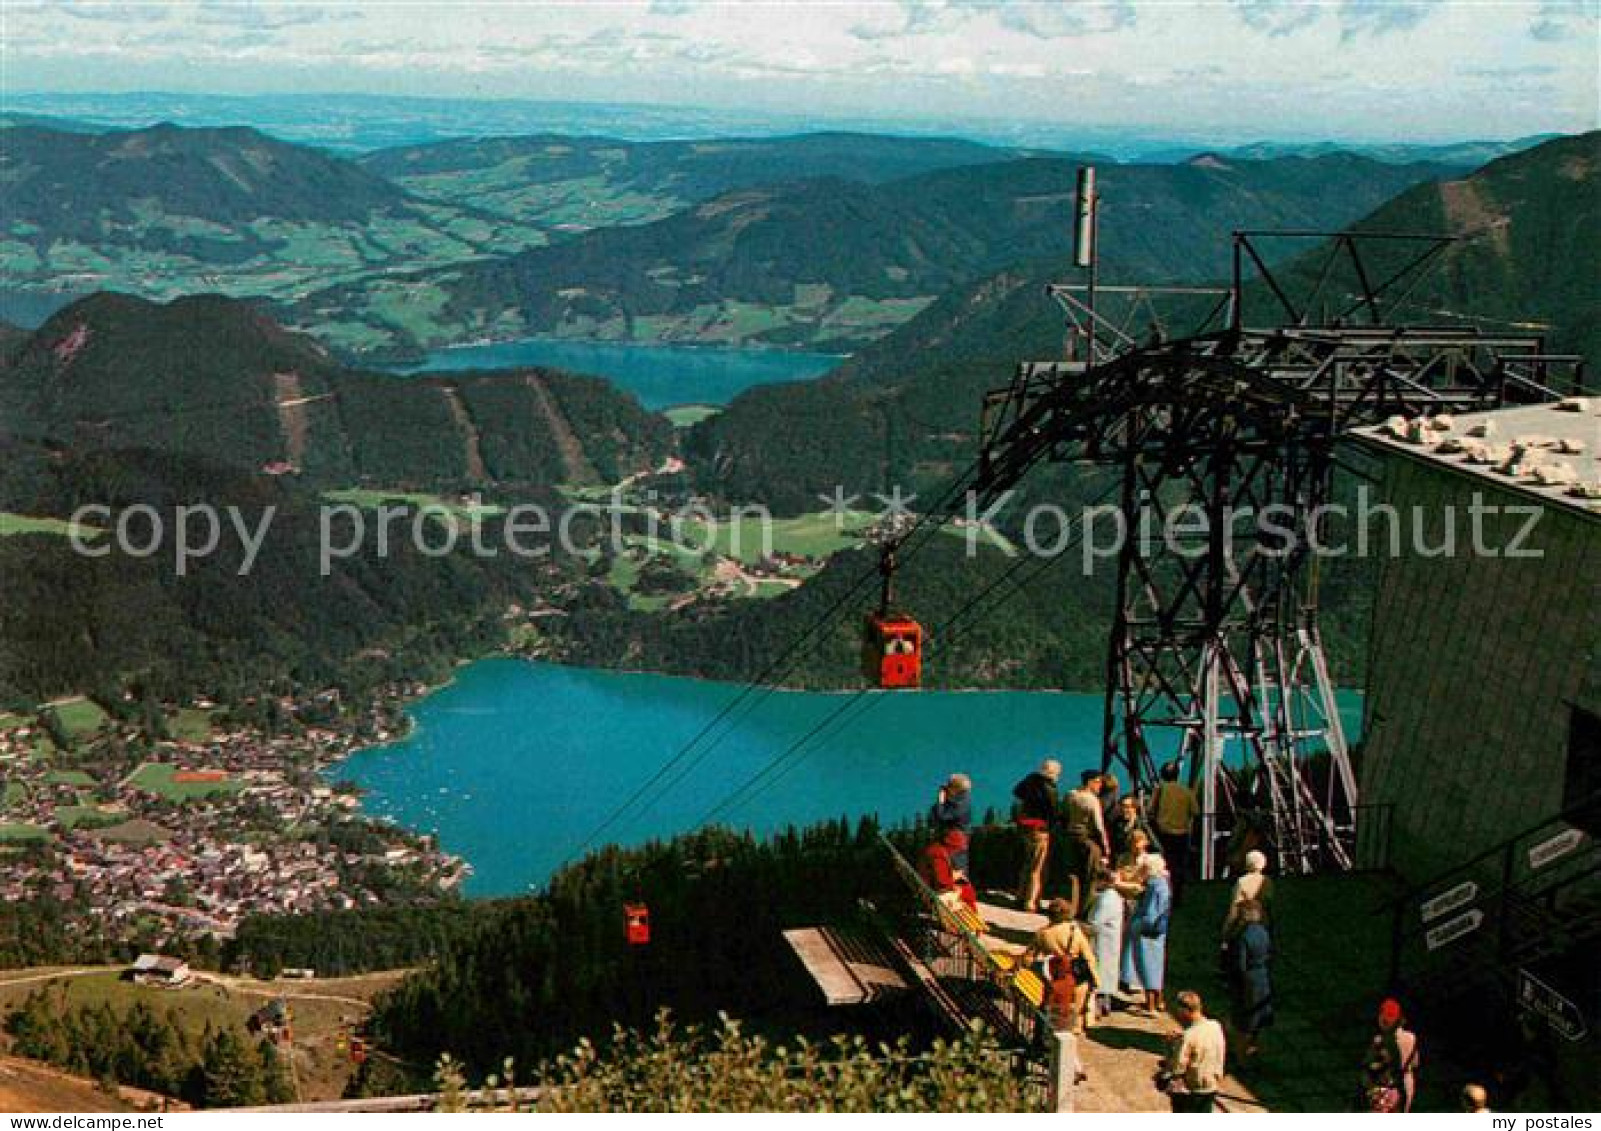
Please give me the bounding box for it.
[1084,869,1125,1019]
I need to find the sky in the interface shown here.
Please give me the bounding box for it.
[2,1,1597,143]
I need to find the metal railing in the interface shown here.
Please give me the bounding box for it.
[1167,801,1395,878]
[878,834,1054,1091]
[1388,792,1601,990]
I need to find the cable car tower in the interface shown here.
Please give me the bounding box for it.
[965,168,1583,878]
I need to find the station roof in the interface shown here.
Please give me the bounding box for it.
[1352,396,1601,521]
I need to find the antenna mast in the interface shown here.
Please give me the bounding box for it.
[1073,166,1098,363]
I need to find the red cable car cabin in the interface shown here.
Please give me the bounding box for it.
[863,614,923,689]
[624,902,651,945]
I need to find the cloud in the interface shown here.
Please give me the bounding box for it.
[194,2,349,30]
[846,0,953,41]
[849,0,1135,42]
[1232,0,1320,37]
[997,1,1136,37]
[1232,0,1445,40]
[1527,0,1599,41]
[4,0,1594,143]
[1335,0,1440,40]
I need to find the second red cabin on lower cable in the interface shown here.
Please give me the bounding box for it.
[624,902,651,946]
[863,614,923,689]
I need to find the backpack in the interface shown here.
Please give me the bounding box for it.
[1067,925,1096,987]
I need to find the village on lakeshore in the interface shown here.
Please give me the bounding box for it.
[0,685,466,954]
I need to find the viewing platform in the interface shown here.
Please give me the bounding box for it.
[781,834,1479,1112]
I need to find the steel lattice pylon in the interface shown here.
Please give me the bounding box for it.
[969,232,1585,877]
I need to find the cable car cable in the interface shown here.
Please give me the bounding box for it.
[557,464,986,865]
[628,463,989,819]
[696,480,1117,825]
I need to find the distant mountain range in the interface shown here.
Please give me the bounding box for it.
[4,123,1586,510]
[0,123,551,321]
[293,150,1451,358]
[1149,135,1560,168]
[0,91,1556,163]
[1343,130,1599,365]
[0,293,670,490]
[359,130,1036,230]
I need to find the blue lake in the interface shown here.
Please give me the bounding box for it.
[333,658,1363,897]
[393,339,842,410]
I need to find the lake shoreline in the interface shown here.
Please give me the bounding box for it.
[334,654,1368,897]
[395,332,852,362]
[325,643,1364,897]
[375,337,848,411]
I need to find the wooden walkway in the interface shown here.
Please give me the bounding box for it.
[970,895,1265,1113]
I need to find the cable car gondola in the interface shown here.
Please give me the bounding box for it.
[863,545,923,689]
[624,902,651,945]
[863,613,923,688]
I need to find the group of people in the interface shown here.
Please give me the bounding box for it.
[914,761,1456,1114]
[918,772,977,910]
[1011,759,1193,1020]
[1013,758,1199,916]
[958,759,1257,1110]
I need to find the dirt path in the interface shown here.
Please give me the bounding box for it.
[1439,178,1510,257]
[272,371,311,467]
[0,968,100,989]
[196,976,370,1009]
[440,384,489,481]
[0,1054,181,1113]
[524,374,597,483]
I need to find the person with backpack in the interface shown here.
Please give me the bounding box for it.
[1012,759,1061,912]
[1023,897,1100,1037]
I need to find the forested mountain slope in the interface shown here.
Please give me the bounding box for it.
[0,123,545,309]
[0,293,671,489]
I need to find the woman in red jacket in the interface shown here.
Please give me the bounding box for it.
[920,827,977,910]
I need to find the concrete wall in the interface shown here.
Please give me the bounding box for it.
[1360,454,1601,882]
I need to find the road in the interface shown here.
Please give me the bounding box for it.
[0,968,101,989]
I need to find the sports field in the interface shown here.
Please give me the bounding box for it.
[44,697,109,739]
[124,763,242,801]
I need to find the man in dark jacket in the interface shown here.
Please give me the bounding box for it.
[931,773,973,872]
[1013,759,1061,912]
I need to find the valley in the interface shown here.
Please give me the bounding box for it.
[0,64,1596,1112]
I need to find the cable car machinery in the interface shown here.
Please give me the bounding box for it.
[880,168,1584,878]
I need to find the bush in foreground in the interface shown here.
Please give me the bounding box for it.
[435,1011,1033,1113]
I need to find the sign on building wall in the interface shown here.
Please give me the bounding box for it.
[1425,908,1484,951]
[1528,828,1586,872]
[1518,968,1589,1042]
[1420,880,1477,923]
